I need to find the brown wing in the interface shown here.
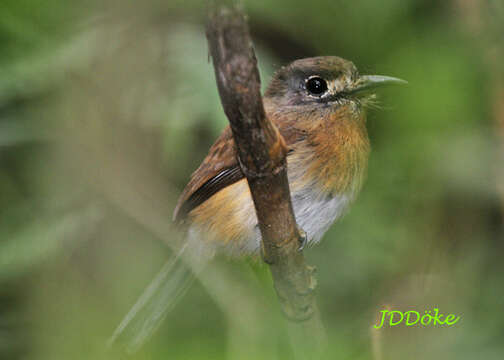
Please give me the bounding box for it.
[173,126,236,222]
[173,122,306,222]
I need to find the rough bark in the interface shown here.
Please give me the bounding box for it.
[205,1,319,322]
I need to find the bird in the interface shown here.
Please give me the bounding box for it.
[109,56,406,352]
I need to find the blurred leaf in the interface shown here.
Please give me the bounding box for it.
[0,119,43,146]
[0,205,103,281]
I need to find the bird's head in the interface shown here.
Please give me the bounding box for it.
[264,56,406,114]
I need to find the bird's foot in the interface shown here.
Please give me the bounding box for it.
[297,227,308,252]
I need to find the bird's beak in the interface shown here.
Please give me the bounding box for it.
[346,75,407,96]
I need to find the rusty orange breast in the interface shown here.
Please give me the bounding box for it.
[287,103,370,198]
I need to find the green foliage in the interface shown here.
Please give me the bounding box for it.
[0,1,503,359]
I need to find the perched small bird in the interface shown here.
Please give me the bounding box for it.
[110,56,405,352]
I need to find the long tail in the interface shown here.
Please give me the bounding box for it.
[108,244,197,353]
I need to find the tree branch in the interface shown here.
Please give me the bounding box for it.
[205,1,318,322]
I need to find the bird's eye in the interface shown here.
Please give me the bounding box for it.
[305,76,328,96]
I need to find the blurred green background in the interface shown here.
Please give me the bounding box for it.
[1,0,503,359]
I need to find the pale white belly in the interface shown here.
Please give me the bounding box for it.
[187,178,353,257]
[291,187,351,245]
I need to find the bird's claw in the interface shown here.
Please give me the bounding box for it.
[297,227,308,251]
